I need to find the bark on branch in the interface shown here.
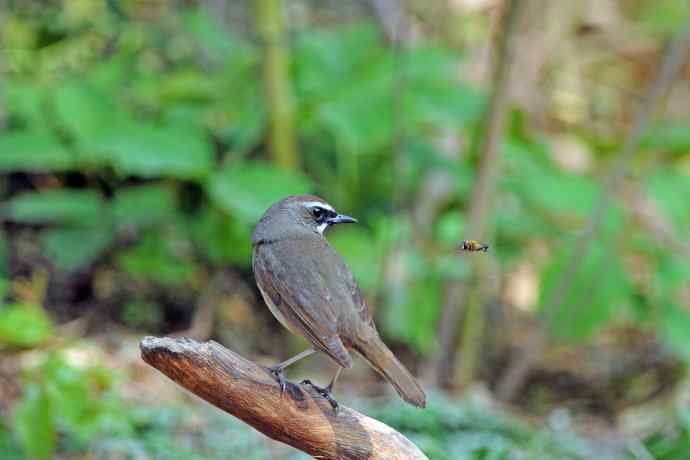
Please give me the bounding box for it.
[140,336,428,460]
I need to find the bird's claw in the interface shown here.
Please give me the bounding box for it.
[268,365,287,394]
[301,379,339,412]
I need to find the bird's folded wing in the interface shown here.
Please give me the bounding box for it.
[253,243,352,368]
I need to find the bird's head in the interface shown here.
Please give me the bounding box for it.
[252,195,357,244]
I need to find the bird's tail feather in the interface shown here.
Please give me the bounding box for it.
[353,336,426,408]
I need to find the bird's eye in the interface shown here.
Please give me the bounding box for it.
[312,207,324,220]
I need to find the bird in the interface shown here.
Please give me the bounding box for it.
[251,195,426,409]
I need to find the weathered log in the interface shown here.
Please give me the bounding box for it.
[140,336,428,460]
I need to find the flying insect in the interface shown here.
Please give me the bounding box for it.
[459,240,489,252]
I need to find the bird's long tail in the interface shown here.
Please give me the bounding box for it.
[352,334,426,408]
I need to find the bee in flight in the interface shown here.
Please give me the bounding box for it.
[459,240,489,252]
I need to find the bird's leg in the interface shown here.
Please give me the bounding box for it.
[268,348,316,393]
[301,367,342,412]
[327,367,342,393]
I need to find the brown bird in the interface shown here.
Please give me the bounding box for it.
[251,195,426,409]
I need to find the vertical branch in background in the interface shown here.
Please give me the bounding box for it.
[496,23,690,402]
[256,0,298,170]
[434,0,524,387]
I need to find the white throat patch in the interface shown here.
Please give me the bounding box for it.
[316,222,329,234]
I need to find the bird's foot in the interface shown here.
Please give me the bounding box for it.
[268,365,287,394]
[301,379,339,412]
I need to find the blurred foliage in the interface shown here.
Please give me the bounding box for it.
[1,0,690,459]
[0,295,131,460]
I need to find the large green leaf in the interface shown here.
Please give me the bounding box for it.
[42,355,96,439]
[112,183,177,228]
[540,239,630,341]
[659,302,690,363]
[188,205,252,267]
[0,230,7,276]
[504,141,600,218]
[653,254,690,308]
[89,121,214,179]
[13,384,55,460]
[54,82,116,143]
[206,162,313,224]
[3,81,47,129]
[635,0,690,35]
[41,225,114,271]
[0,423,23,460]
[295,22,383,103]
[295,23,396,155]
[2,189,105,224]
[329,226,380,290]
[402,47,485,128]
[0,303,54,347]
[648,168,690,230]
[381,250,442,353]
[0,130,74,172]
[403,83,485,129]
[53,81,124,167]
[117,231,196,285]
[642,121,690,154]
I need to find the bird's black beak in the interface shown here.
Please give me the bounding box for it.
[327,214,358,225]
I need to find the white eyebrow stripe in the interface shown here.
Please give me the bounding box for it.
[302,201,335,213]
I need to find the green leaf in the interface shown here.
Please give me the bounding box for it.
[654,254,690,300]
[89,121,214,179]
[14,384,55,460]
[206,162,312,224]
[113,184,177,228]
[2,189,105,224]
[635,0,690,35]
[436,212,466,247]
[642,121,690,154]
[184,8,234,58]
[0,424,24,460]
[0,303,54,347]
[659,302,690,363]
[648,168,690,231]
[502,140,618,228]
[43,355,91,427]
[0,229,8,276]
[381,252,442,353]
[403,83,485,129]
[0,130,74,172]
[541,239,630,341]
[54,82,116,143]
[122,300,164,328]
[188,206,252,267]
[117,231,196,285]
[41,225,114,271]
[3,81,47,129]
[329,227,380,290]
[53,81,124,167]
[0,278,8,302]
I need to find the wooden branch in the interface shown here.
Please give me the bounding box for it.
[140,337,428,460]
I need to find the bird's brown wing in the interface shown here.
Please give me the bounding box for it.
[252,239,353,368]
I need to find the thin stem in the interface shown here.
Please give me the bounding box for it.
[256,0,299,171]
[435,0,525,387]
